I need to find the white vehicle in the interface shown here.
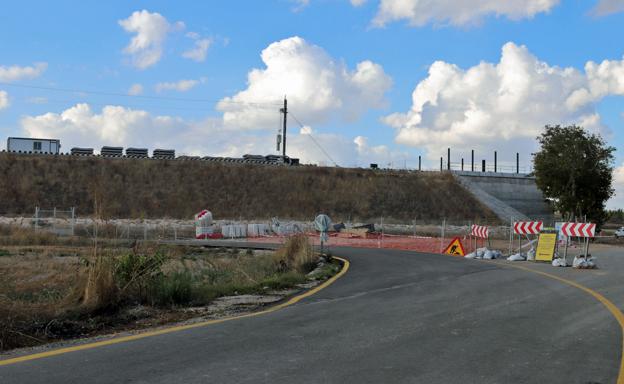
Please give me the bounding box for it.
[7,137,61,154]
[614,227,624,239]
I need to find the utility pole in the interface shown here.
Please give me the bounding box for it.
[280,97,288,159]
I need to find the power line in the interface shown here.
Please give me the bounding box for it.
[0,81,283,107]
[289,112,339,167]
[13,97,227,112]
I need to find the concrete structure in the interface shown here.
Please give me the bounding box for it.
[7,137,60,154]
[453,171,553,223]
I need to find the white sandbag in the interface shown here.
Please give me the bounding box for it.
[526,248,536,261]
[507,253,526,261]
[483,250,494,260]
[586,256,597,269]
[475,247,486,258]
[464,252,477,259]
[552,258,567,267]
[492,250,502,259]
[573,256,588,269]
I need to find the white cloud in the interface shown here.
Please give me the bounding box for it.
[182,32,212,62]
[119,10,184,69]
[608,163,624,209]
[0,62,47,82]
[154,79,201,93]
[217,36,392,130]
[128,83,143,95]
[351,0,367,6]
[21,103,186,149]
[384,42,624,166]
[590,0,624,17]
[291,0,310,12]
[370,0,560,27]
[0,91,9,110]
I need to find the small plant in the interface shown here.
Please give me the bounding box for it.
[149,271,194,306]
[115,249,168,302]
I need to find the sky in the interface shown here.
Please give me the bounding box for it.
[0,0,624,207]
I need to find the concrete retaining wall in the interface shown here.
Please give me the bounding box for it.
[453,171,553,221]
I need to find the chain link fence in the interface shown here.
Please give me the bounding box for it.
[1,208,580,257]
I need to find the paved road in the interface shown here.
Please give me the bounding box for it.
[0,248,620,383]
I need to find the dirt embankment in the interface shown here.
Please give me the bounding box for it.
[0,153,498,222]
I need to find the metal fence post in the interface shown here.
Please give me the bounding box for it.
[71,207,76,236]
[509,216,513,256]
[34,206,39,231]
[440,218,446,252]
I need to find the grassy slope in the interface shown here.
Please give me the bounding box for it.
[0,153,498,221]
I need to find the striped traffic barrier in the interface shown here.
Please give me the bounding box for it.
[471,224,489,239]
[513,221,543,235]
[561,222,596,238]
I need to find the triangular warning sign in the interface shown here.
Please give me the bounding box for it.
[443,237,465,256]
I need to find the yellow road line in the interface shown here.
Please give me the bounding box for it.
[495,261,624,384]
[0,256,350,367]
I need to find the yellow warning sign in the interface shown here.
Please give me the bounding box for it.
[535,232,557,262]
[443,237,466,256]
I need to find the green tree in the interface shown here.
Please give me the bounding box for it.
[533,125,615,226]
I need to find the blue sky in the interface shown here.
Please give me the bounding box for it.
[0,0,623,204]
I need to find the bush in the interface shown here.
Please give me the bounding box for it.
[274,234,317,273]
[149,272,194,306]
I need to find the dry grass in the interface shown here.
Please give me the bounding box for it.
[0,153,498,222]
[0,235,323,351]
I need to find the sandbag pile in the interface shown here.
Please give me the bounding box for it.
[572,255,597,269]
[551,258,567,267]
[465,248,502,260]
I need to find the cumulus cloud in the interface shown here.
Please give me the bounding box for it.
[351,0,367,6]
[119,10,184,69]
[0,91,9,110]
[383,42,624,166]
[128,83,143,95]
[182,32,212,62]
[370,0,559,27]
[154,79,203,92]
[0,62,47,82]
[217,36,392,130]
[608,163,624,209]
[590,0,624,17]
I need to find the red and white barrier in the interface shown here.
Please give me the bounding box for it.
[513,221,543,235]
[471,224,489,239]
[561,222,596,238]
[195,209,214,239]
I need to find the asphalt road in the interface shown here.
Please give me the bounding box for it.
[0,247,621,383]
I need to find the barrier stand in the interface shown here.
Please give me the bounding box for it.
[560,222,596,265]
[470,224,489,252]
[512,221,544,258]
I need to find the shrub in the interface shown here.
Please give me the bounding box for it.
[274,234,317,273]
[149,272,194,306]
